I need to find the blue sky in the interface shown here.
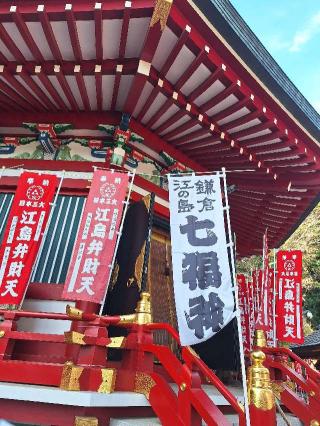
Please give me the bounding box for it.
[230,0,320,114]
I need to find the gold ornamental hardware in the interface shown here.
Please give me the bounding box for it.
[247,351,275,410]
[74,417,98,426]
[134,372,156,399]
[253,329,267,348]
[64,331,86,345]
[187,346,200,358]
[119,292,152,325]
[98,368,117,393]
[238,401,245,412]
[0,330,5,338]
[310,421,320,426]
[150,0,173,32]
[107,336,126,348]
[309,390,316,397]
[180,382,187,391]
[66,305,84,320]
[60,361,83,391]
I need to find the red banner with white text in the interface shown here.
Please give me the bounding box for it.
[0,172,57,307]
[62,170,129,303]
[237,274,251,352]
[276,250,303,344]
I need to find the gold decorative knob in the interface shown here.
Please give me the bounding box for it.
[180,382,187,391]
[0,330,5,338]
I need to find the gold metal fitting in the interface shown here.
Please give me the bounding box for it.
[64,331,86,345]
[180,382,187,391]
[119,292,152,325]
[60,361,83,391]
[74,417,98,426]
[66,305,84,320]
[0,330,5,338]
[310,420,320,426]
[98,368,117,393]
[247,351,275,410]
[309,390,316,397]
[254,329,267,348]
[107,336,126,348]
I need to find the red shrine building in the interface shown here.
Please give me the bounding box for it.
[0,0,319,425]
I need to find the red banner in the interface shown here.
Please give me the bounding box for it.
[0,172,57,307]
[252,269,262,322]
[266,268,275,347]
[247,280,255,350]
[62,170,129,303]
[276,250,303,344]
[237,274,251,352]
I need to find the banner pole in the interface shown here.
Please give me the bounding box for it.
[221,167,251,426]
[273,248,278,347]
[0,165,5,180]
[99,170,136,315]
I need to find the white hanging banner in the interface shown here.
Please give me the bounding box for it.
[168,174,235,346]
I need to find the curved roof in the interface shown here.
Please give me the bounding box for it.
[0,0,319,256]
[195,0,320,139]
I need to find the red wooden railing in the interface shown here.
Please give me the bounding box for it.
[261,346,320,425]
[0,309,246,426]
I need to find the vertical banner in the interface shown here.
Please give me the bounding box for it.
[0,172,57,308]
[168,174,234,346]
[252,269,262,320]
[266,269,275,347]
[237,274,251,352]
[62,170,129,303]
[247,280,255,350]
[276,250,303,344]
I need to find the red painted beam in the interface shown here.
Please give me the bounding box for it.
[1,71,45,111]
[38,8,63,63]
[12,9,44,63]
[211,96,252,122]
[111,71,122,111]
[154,109,187,134]
[169,128,212,145]
[0,23,25,63]
[231,120,274,140]
[0,90,25,112]
[0,110,121,128]
[175,49,207,91]
[124,15,166,114]
[202,82,239,113]
[94,4,103,62]
[136,85,161,122]
[1,59,139,77]
[146,97,177,129]
[19,70,58,111]
[95,72,102,111]
[130,117,206,171]
[119,6,131,59]
[37,72,69,111]
[160,114,199,141]
[65,7,83,62]
[221,108,261,132]
[75,71,91,111]
[0,78,36,111]
[188,67,224,103]
[55,70,79,111]
[160,26,190,76]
